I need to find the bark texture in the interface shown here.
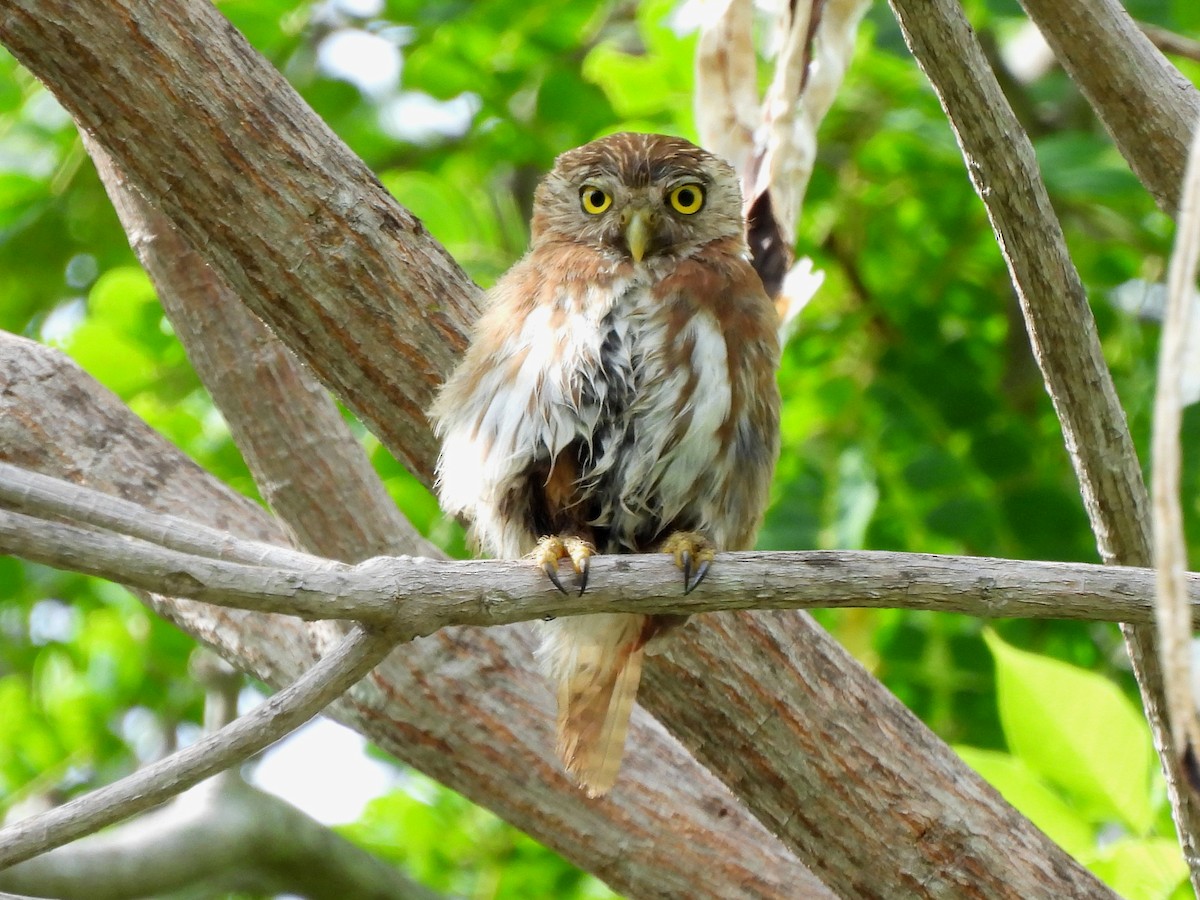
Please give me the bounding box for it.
[1018,0,1200,215]
[0,0,477,481]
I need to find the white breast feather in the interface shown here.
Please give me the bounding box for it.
[437,272,736,556]
[436,280,631,556]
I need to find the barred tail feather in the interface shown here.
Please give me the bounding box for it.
[540,613,647,797]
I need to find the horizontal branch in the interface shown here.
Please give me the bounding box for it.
[0,625,396,869]
[1,501,1193,631]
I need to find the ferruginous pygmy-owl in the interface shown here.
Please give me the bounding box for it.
[432,132,781,796]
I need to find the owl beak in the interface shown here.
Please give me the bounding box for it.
[624,207,655,262]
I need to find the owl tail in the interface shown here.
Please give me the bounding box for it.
[540,613,648,798]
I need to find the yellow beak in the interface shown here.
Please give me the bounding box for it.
[625,208,653,262]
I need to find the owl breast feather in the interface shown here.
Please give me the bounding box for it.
[434,270,738,558]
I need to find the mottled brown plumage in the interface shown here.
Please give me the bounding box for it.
[432,132,780,796]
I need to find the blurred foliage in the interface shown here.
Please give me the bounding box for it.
[959,633,1189,898]
[0,0,1199,896]
[340,773,616,899]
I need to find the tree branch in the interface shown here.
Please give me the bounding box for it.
[1016,0,1200,215]
[1152,122,1200,781]
[82,136,441,562]
[888,0,1200,887]
[0,461,326,571]
[0,338,828,898]
[1141,22,1200,66]
[0,625,396,869]
[1,467,1195,629]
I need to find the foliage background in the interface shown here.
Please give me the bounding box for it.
[1,0,1199,896]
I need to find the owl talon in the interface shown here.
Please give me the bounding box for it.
[534,535,595,596]
[576,554,590,596]
[661,531,715,596]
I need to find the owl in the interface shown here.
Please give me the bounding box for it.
[432,132,781,796]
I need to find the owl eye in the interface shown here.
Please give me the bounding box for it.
[580,186,612,215]
[668,183,705,215]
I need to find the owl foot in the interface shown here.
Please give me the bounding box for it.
[535,535,594,596]
[661,531,715,595]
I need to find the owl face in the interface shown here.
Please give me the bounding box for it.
[530,132,745,263]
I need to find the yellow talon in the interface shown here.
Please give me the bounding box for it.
[661,531,715,595]
[534,535,595,596]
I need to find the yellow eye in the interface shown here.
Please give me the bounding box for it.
[580,186,612,215]
[668,183,705,215]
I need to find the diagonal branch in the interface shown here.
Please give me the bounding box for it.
[82,136,440,562]
[0,624,397,869]
[0,0,479,481]
[1015,0,1200,216]
[0,777,443,900]
[888,0,1200,887]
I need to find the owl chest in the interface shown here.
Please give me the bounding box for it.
[549,289,733,549]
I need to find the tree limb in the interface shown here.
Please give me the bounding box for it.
[82,135,441,562]
[1,466,1195,629]
[1016,0,1200,215]
[888,0,1200,887]
[0,625,396,869]
[0,0,479,482]
[0,778,441,900]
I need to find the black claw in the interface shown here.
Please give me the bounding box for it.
[543,562,569,595]
[680,550,692,592]
[576,555,590,596]
[684,558,711,595]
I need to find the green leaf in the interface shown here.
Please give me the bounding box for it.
[62,319,158,397]
[954,745,1093,857]
[984,630,1155,833]
[88,265,157,329]
[1085,837,1187,900]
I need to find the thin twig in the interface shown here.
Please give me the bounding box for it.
[0,461,327,572]
[1153,117,1200,782]
[0,625,396,868]
[1140,23,1200,67]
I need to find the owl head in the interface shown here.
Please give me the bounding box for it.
[530,132,745,263]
